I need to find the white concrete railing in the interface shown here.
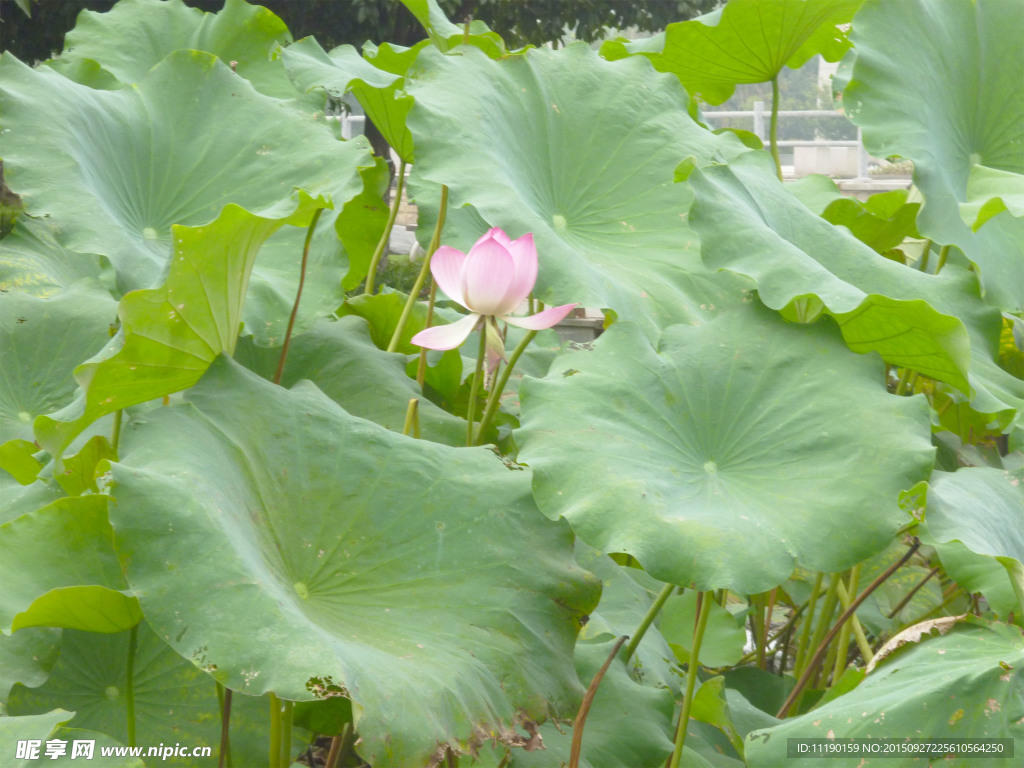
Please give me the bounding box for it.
[702,101,870,178]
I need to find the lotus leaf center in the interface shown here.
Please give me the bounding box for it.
[105,685,119,699]
[703,460,718,474]
[293,582,309,599]
[552,214,567,231]
[18,411,31,423]
[142,226,158,240]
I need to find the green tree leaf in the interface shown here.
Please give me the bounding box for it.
[108,356,599,766]
[518,303,934,593]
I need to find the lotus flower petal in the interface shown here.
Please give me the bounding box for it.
[430,245,468,306]
[505,232,538,306]
[504,303,579,330]
[461,237,521,316]
[410,313,481,350]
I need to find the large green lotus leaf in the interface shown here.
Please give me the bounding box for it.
[244,158,389,345]
[926,467,1024,614]
[338,292,465,407]
[33,193,326,460]
[242,207,346,348]
[0,496,140,634]
[687,154,971,391]
[0,50,368,292]
[282,37,418,162]
[687,154,1024,434]
[960,164,1024,231]
[745,618,1024,768]
[336,158,391,291]
[399,0,507,57]
[0,710,73,767]
[107,356,599,766]
[0,284,117,444]
[233,315,465,446]
[925,536,1020,620]
[821,189,921,255]
[659,592,746,668]
[573,544,677,690]
[510,641,675,768]
[517,304,934,593]
[0,472,64,527]
[52,0,303,103]
[600,0,862,104]
[7,624,268,767]
[0,629,61,706]
[842,0,1024,311]
[0,217,110,297]
[405,43,752,338]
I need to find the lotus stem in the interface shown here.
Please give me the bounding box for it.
[831,569,857,682]
[268,693,282,768]
[473,324,539,446]
[466,323,487,445]
[111,409,123,454]
[275,208,323,385]
[793,571,823,676]
[777,539,921,717]
[402,398,420,438]
[569,635,629,768]
[217,684,232,768]
[624,582,675,664]
[935,244,951,273]
[387,185,448,354]
[918,238,932,271]
[416,282,439,388]
[365,158,407,296]
[668,591,712,768]
[125,624,137,748]
[280,700,293,767]
[835,572,875,664]
[886,565,939,619]
[324,733,342,768]
[769,75,782,180]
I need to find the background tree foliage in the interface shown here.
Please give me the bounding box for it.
[1,0,718,62]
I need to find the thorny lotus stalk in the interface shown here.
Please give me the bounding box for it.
[275,208,323,386]
[364,158,407,296]
[668,592,713,768]
[388,186,448,354]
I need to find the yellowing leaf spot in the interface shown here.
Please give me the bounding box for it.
[948,709,964,726]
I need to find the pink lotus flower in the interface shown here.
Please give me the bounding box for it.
[411,228,576,367]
